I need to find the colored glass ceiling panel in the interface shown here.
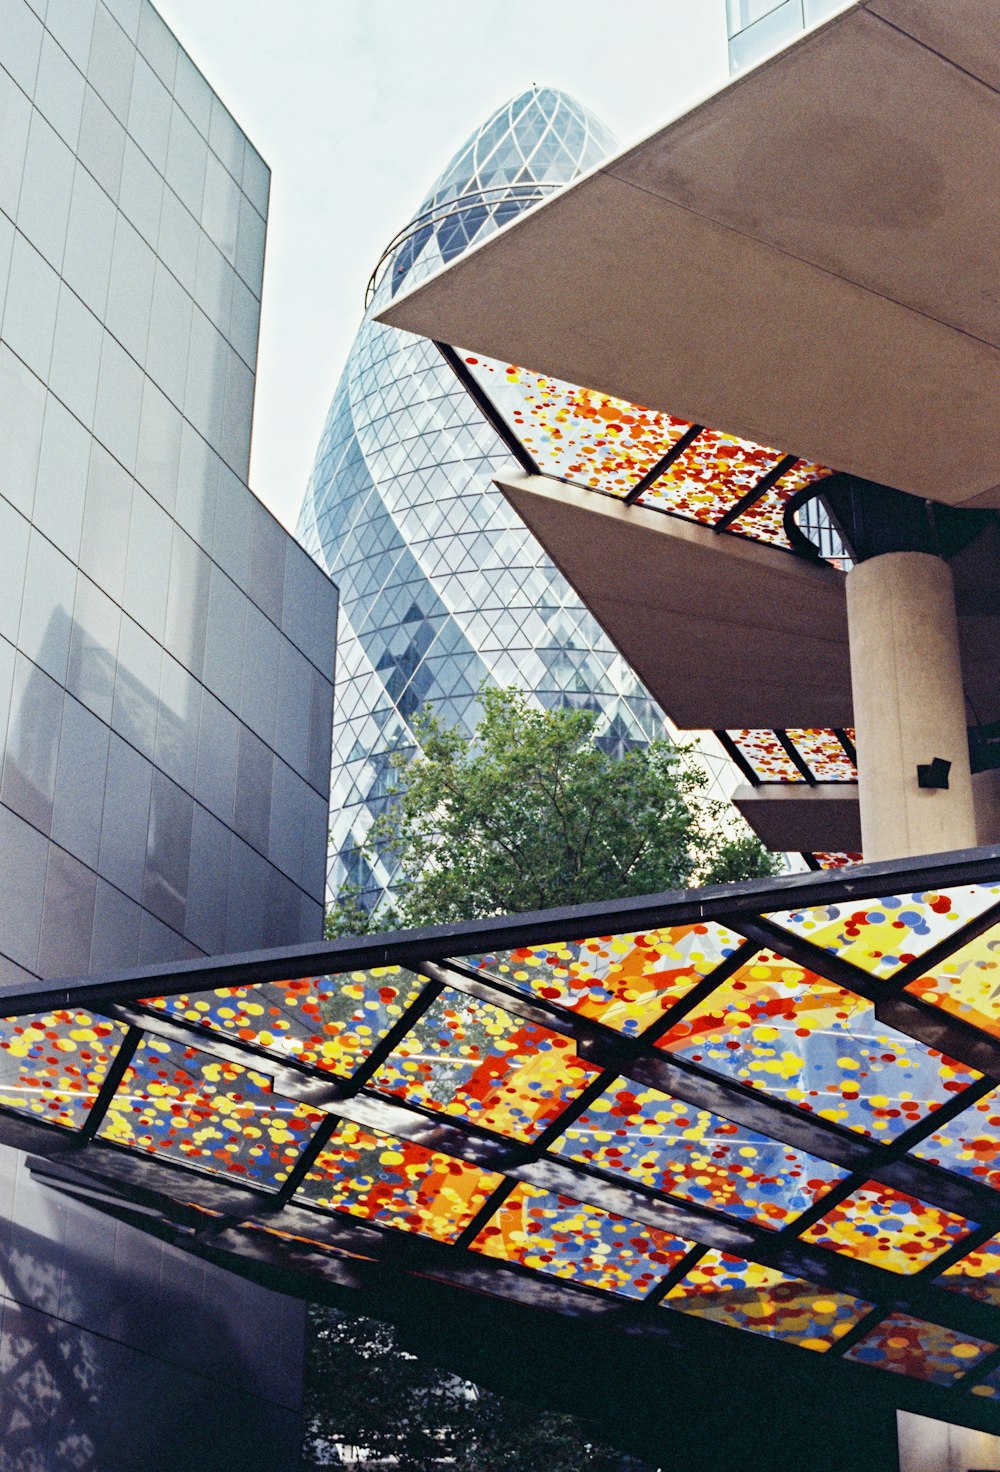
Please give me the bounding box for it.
[470,1182,693,1298]
[844,1312,996,1385]
[663,1249,871,1350]
[638,428,784,523]
[938,1235,1000,1307]
[728,731,805,783]
[658,949,979,1139]
[786,730,857,783]
[462,355,691,495]
[370,988,599,1142]
[911,1087,1000,1189]
[812,853,863,870]
[462,922,743,1038]
[140,966,426,1081]
[767,886,1000,978]
[552,1082,846,1228]
[99,1037,324,1186]
[0,1009,128,1132]
[297,1119,502,1242]
[905,921,1000,1038]
[800,1181,975,1274]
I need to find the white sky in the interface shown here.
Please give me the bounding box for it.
[154,1,730,533]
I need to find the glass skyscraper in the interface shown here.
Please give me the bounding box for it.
[727,0,850,71]
[298,87,732,908]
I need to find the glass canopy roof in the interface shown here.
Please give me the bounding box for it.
[7,853,1000,1427]
[438,346,861,872]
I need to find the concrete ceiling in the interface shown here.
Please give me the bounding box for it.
[500,473,1000,733]
[380,1,1000,508]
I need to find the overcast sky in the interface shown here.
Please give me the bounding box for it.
[154,1,729,533]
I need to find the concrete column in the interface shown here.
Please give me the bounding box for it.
[846,551,975,862]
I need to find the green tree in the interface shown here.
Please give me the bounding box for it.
[312,689,778,1470]
[327,686,778,936]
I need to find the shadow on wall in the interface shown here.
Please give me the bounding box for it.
[0,1149,305,1471]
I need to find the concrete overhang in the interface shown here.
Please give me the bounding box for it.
[732,783,862,853]
[379,0,1000,508]
[500,472,1000,733]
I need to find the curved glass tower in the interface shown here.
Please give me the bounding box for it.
[298,87,731,906]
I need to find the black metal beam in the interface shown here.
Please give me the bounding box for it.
[712,455,799,534]
[623,423,704,506]
[435,341,540,477]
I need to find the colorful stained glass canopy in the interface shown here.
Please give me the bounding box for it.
[8,853,1000,1429]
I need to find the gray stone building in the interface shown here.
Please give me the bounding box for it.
[0,0,337,1464]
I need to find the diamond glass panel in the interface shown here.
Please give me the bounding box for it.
[938,1235,1000,1307]
[844,1313,996,1385]
[462,355,691,495]
[657,950,979,1138]
[0,1010,129,1132]
[905,920,1000,1038]
[99,1037,324,1185]
[140,967,426,1080]
[800,1182,975,1274]
[462,922,743,1038]
[728,731,805,783]
[663,1249,871,1350]
[786,730,857,783]
[767,886,1000,977]
[470,1182,693,1298]
[911,1086,1000,1189]
[296,1119,502,1242]
[552,1082,846,1227]
[370,989,599,1141]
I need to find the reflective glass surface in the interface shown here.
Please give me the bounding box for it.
[464,922,743,1037]
[844,1313,996,1385]
[911,1086,1000,1188]
[471,1183,693,1298]
[0,1008,128,1129]
[99,1035,324,1184]
[905,920,1000,1037]
[768,887,1000,977]
[141,966,427,1079]
[552,1081,846,1227]
[297,1119,502,1241]
[296,88,737,910]
[658,949,979,1138]
[371,988,599,1141]
[663,1250,871,1350]
[800,1182,975,1274]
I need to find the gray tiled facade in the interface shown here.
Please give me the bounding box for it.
[0,0,336,986]
[0,1,337,1464]
[727,0,851,70]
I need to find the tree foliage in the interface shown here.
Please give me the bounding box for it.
[327,687,778,936]
[304,1307,654,1472]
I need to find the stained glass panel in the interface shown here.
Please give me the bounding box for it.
[910,1086,1000,1189]
[844,1313,995,1385]
[462,922,743,1038]
[812,853,863,870]
[728,730,806,783]
[99,1037,324,1185]
[297,1120,502,1242]
[905,921,1000,1038]
[785,730,857,783]
[657,949,978,1138]
[552,1082,846,1227]
[637,427,784,522]
[800,1181,975,1274]
[0,1010,129,1131]
[470,1182,693,1298]
[767,886,1000,977]
[140,966,426,1080]
[462,355,691,495]
[938,1235,1000,1307]
[370,988,599,1141]
[663,1249,871,1350]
